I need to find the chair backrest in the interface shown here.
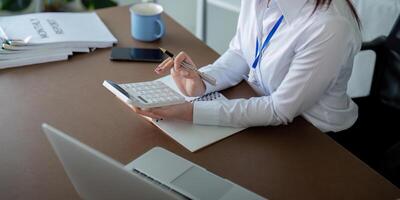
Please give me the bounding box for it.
[375,15,400,110]
[386,15,400,54]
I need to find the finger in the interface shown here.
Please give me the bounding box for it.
[130,105,149,114]
[155,58,173,74]
[143,107,165,119]
[150,106,178,120]
[170,67,177,77]
[131,106,163,119]
[171,68,189,96]
[175,52,199,78]
[155,57,170,70]
[174,51,195,71]
[181,54,196,69]
[140,111,163,119]
[180,66,201,79]
[161,58,174,70]
[156,59,174,75]
[130,105,141,113]
[171,61,193,79]
[179,69,189,77]
[150,109,168,118]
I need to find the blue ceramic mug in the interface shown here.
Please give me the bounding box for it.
[130,3,165,42]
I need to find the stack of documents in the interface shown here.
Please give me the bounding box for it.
[0,12,117,69]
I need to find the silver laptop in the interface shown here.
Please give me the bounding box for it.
[42,124,265,200]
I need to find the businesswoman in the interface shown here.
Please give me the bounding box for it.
[132,0,362,133]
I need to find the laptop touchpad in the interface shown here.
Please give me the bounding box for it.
[171,166,233,200]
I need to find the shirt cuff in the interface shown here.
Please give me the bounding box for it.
[199,66,218,94]
[193,101,220,126]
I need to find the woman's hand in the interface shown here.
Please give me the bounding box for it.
[155,51,206,97]
[130,102,194,122]
[139,52,203,122]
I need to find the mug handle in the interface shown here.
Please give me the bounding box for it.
[155,19,165,39]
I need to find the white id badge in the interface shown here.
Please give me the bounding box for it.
[242,73,265,96]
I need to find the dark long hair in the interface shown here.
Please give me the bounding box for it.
[314,0,361,27]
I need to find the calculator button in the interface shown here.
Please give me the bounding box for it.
[124,80,186,108]
[137,96,148,103]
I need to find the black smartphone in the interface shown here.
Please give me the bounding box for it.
[110,47,165,62]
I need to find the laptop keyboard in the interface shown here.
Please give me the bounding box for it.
[132,168,191,200]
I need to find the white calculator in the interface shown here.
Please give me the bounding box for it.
[103,80,186,108]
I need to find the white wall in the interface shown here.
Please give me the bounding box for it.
[116,0,241,53]
[205,0,239,54]
[157,0,198,36]
[156,0,241,54]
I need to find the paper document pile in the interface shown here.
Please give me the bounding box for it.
[0,12,117,69]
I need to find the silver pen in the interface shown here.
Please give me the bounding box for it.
[159,48,216,86]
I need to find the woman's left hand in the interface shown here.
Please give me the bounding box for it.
[130,102,194,122]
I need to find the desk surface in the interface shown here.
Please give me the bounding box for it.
[1,6,399,200]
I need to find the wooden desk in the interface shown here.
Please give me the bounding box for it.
[0,6,399,200]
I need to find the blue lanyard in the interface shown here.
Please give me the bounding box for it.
[252,15,284,69]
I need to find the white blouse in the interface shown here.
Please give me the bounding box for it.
[193,0,362,132]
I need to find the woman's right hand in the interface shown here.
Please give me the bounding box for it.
[155,51,206,97]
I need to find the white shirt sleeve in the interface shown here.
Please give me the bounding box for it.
[199,49,249,94]
[193,18,355,128]
[197,2,249,95]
